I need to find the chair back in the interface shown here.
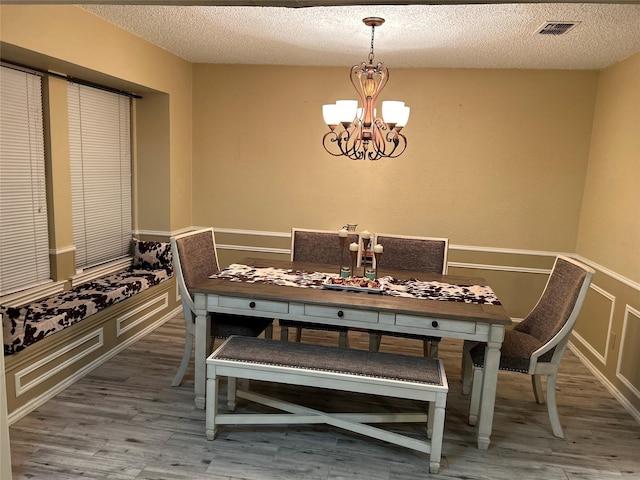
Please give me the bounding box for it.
[373,234,449,274]
[291,228,360,266]
[514,256,594,366]
[170,228,220,314]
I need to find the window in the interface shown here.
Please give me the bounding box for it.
[0,65,50,296]
[67,83,132,271]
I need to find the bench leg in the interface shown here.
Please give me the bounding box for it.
[206,374,219,440]
[429,398,446,474]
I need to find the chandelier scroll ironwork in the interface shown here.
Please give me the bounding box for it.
[322,17,410,161]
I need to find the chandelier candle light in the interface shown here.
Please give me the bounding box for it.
[322,17,410,161]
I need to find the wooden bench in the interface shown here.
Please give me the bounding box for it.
[206,336,449,474]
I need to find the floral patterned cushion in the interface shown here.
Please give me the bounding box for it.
[2,248,173,355]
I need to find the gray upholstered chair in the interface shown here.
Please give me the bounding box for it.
[279,228,360,347]
[367,233,449,357]
[465,255,594,438]
[170,228,273,387]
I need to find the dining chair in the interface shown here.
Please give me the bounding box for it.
[465,255,594,438]
[367,233,449,357]
[279,228,360,347]
[170,228,274,387]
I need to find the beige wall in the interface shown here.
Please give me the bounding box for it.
[572,53,640,414]
[577,53,640,284]
[192,64,597,251]
[0,5,193,234]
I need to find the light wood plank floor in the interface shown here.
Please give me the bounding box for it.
[9,314,640,479]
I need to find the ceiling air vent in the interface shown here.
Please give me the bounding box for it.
[536,22,580,36]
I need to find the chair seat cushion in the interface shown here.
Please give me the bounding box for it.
[211,314,273,339]
[470,329,544,373]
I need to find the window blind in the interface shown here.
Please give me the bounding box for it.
[68,83,132,270]
[0,66,50,295]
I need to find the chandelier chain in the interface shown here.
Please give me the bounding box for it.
[368,24,376,64]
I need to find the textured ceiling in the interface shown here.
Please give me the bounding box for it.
[81,2,640,69]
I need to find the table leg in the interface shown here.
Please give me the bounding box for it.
[475,325,504,450]
[194,293,209,409]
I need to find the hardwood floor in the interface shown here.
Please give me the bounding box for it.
[8,314,640,479]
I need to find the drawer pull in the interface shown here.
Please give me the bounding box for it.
[249,301,256,308]
[432,321,439,328]
[337,310,344,318]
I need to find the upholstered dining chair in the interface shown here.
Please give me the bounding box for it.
[279,228,360,347]
[465,255,594,438]
[170,228,274,387]
[367,233,449,357]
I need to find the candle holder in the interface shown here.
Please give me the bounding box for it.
[349,248,358,276]
[361,237,374,279]
[339,233,350,277]
[374,250,383,279]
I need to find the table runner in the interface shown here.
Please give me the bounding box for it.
[211,264,501,305]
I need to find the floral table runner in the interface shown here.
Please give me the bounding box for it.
[211,264,501,305]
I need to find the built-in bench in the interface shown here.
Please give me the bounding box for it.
[2,239,180,423]
[206,336,449,474]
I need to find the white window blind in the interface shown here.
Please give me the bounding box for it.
[0,65,50,295]
[68,83,132,270]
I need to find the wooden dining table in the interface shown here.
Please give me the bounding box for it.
[190,257,511,450]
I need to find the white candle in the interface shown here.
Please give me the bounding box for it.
[349,242,359,252]
[373,244,383,254]
[338,228,348,238]
[361,230,371,240]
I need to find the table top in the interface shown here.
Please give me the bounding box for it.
[191,257,511,326]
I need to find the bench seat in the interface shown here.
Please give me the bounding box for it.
[2,267,171,355]
[206,336,449,474]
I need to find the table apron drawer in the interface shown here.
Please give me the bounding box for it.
[395,314,477,335]
[218,297,289,315]
[304,304,379,324]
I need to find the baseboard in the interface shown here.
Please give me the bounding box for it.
[568,341,640,425]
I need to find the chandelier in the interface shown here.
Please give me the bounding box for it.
[322,17,410,161]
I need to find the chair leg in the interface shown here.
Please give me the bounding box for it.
[280,324,289,341]
[294,327,302,342]
[171,329,194,387]
[427,340,440,358]
[532,374,545,404]
[546,373,564,438]
[468,365,483,426]
[369,332,382,352]
[338,330,349,348]
[227,376,237,411]
[264,322,274,340]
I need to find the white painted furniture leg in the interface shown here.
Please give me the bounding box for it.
[205,370,218,440]
[546,373,564,438]
[194,293,209,409]
[468,365,482,426]
[171,317,194,387]
[475,326,504,450]
[532,374,545,404]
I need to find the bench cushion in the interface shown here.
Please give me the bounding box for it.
[212,336,444,386]
[2,267,171,355]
